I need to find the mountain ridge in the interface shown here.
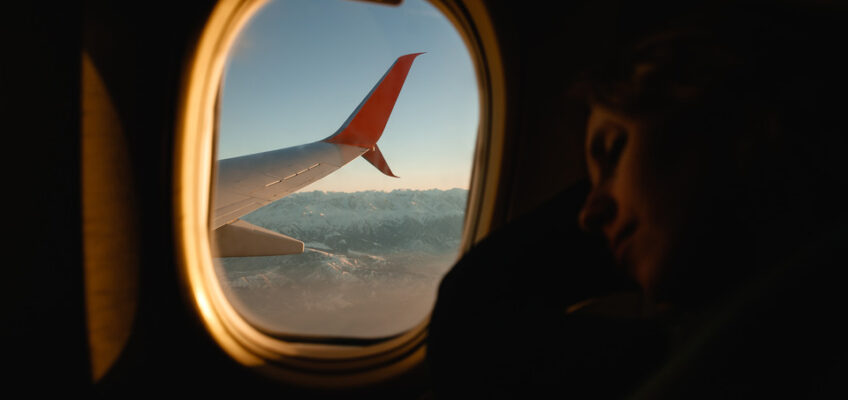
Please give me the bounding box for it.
[242,188,468,253]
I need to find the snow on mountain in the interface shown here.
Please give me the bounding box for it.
[242,188,468,253]
[217,188,467,337]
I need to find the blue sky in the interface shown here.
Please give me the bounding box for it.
[218,0,479,191]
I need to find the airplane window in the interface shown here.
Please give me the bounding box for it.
[212,0,478,338]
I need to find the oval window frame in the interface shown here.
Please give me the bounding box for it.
[174,0,505,387]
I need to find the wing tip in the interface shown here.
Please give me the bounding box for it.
[362,144,398,178]
[322,52,423,147]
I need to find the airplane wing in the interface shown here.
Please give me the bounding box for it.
[212,53,423,257]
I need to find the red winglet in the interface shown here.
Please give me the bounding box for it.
[362,144,398,178]
[323,53,423,148]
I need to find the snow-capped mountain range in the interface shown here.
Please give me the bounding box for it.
[241,188,468,253]
[216,189,468,337]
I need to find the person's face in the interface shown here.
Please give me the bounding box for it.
[579,104,730,300]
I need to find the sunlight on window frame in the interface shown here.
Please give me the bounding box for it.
[174,0,505,387]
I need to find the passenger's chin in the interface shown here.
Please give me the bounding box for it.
[614,236,683,303]
[631,259,662,300]
[628,249,676,304]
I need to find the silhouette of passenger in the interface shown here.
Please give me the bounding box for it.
[577,24,847,308]
[429,2,848,399]
[574,4,848,398]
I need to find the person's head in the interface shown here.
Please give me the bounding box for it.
[576,6,848,305]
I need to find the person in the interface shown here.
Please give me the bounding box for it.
[578,22,848,309]
[575,3,848,398]
[428,1,847,398]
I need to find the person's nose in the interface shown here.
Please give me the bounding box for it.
[579,185,617,233]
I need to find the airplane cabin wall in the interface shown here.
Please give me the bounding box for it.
[5,0,652,396]
[79,1,308,396]
[6,1,88,395]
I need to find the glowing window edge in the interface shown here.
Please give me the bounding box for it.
[174,0,505,386]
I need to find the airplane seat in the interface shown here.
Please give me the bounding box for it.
[427,180,663,399]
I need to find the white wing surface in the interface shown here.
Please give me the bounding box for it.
[212,53,423,257]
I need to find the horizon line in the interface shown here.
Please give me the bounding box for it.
[291,187,469,194]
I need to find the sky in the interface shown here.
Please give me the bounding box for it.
[218,0,479,192]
